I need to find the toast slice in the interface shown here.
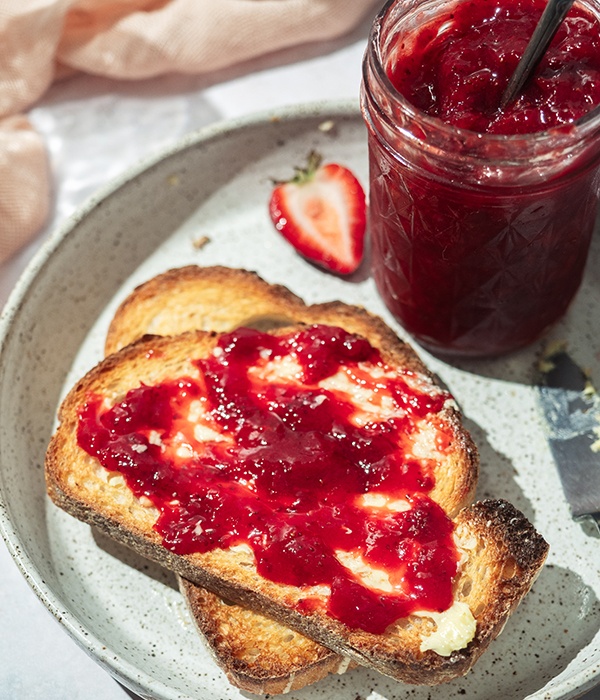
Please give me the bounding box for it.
[46,267,548,689]
[178,577,354,695]
[104,266,479,693]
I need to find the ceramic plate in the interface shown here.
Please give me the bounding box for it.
[1,102,599,700]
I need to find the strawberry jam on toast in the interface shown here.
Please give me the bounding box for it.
[46,266,548,692]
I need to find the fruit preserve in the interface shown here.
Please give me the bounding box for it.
[361,0,600,357]
[77,325,460,634]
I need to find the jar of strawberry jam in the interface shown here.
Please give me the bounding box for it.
[361,0,600,357]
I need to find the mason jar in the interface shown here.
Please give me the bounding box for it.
[361,0,600,357]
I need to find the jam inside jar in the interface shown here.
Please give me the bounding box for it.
[361,0,600,357]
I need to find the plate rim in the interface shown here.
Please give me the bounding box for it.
[0,97,598,700]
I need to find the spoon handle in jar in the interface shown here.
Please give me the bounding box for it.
[500,0,576,107]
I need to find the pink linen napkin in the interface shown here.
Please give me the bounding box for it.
[0,0,378,265]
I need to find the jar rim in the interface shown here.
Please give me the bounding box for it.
[367,0,600,148]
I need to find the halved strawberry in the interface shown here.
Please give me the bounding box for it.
[269,151,366,275]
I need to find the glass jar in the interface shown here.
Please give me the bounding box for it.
[361,0,600,358]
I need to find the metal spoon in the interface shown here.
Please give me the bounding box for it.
[500,0,576,108]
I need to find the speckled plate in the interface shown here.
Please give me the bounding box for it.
[1,102,599,700]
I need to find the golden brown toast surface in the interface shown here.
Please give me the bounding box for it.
[179,578,355,695]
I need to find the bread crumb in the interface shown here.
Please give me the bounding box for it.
[318,119,337,135]
[193,235,211,250]
[537,339,567,373]
[591,422,600,453]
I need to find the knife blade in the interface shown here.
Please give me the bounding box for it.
[536,345,600,532]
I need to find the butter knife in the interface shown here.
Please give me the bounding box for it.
[537,346,600,532]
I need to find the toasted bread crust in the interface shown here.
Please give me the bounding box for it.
[105,266,307,356]
[341,498,549,684]
[46,266,547,689]
[179,579,355,695]
[108,266,422,372]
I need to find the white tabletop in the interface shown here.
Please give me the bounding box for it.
[1,12,599,700]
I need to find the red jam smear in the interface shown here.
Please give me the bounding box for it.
[388,0,600,134]
[77,325,458,634]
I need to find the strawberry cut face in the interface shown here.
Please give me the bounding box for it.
[269,154,367,275]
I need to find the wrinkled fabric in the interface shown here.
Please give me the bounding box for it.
[0,0,376,264]
[0,115,51,264]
